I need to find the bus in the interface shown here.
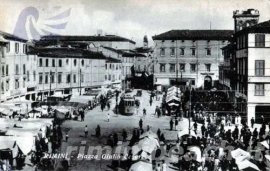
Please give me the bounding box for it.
[119,94,136,115]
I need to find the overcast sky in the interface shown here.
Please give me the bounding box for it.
[0,0,270,46]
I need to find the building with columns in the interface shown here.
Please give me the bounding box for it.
[152,30,233,91]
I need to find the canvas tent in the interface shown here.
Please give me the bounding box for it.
[129,161,152,171]
[178,129,197,138]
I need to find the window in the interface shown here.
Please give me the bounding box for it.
[6,80,9,91]
[255,84,264,96]
[73,59,77,66]
[1,66,4,76]
[180,63,185,72]
[15,65,19,75]
[191,48,196,56]
[6,43,10,53]
[110,64,112,69]
[108,74,111,80]
[170,48,175,56]
[169,64,175,72]
[81,60,84,66]
[23,64,26,74]
[1,82,4,94]
[116,64,118,70]
[33,71,36,81]
[23,44,26,54]
[160,48,165,56]
[180,48,185,56]
[81,74,84,83]
[66,59,69,65]
[105,75,107,80]
[58,73,62,83]
[73,74,76,83]
[190,64,196,72]
[160,63,165,72]
[52,59,55,67]
[51,73,55,83]
[39,73,43,84]
[105,64,107,70]
[23,78,26,88]
[112,64,114,70]
[66,74,70,83]
[6,65,8,76]
[255,60,265,76]
[59,59,62,67]
[15,79,19,89]
[45,73,48,84]
[15,43,19,53]
[255,34,265,47]
[206,48,211,56]
[205,64,211,72]
[39,58,43,67]
[27,71,30,81]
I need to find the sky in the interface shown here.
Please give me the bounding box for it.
[0,0,270,47]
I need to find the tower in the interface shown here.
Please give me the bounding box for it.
[143,35,148,47]
[233,9,260,32]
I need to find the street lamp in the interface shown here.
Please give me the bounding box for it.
[79,69,82,95]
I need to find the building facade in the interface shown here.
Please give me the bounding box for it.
[152,30,233,90]
[232,9,270,124]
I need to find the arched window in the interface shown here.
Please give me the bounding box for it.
[74,59,77,66]
[81,60,84,66]
[105,64,107,70]
[66,59,69,65]
[27,71,30,81]
[1,82,4,93]
[109,64,112,69]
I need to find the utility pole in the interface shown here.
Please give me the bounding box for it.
[49,70,52,108]
[79,69,82,95]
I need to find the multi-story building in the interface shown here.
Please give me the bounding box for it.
[152,30,233,91]
[0,31,35,102]
[30,47,106,100]
[232,9,270,124]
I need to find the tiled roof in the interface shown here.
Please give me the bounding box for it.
[102,46,123,54]
[29,47,107,60]
[38,35,136,45]
[236,20,270,35]
[0,30,27,42]
[135,47,154,53]
[152,30,234,40]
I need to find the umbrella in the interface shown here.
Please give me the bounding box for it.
[139,130,158,139]
[231,148,251,164]
[168,103,179,106]
[138,137,160,154]
[237,160,260,171]
[129,161,152,171]
[178,129,197,138]
[259,140,269,149]
[188,146,202,162]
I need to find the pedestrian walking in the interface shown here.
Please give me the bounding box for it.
[251,117,255,128]
[193,121,198,134]
[65,132,69,142]
[107,113,110,122]
[170,119,174,131]
[122,129,127,142]
[201,124,206,137]
[139,118,143,130]
[143,108,146,117]
[149,98,152,106]
[84,125,88,138]
[157,128,161,140]
[147,125,150,131]
[175,118,178,131]
[113,132,118,146]
[95,125,101,138]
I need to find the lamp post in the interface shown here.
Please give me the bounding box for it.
[49,70,52,109]
[189,84,192,137]
[79,69,82,95]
